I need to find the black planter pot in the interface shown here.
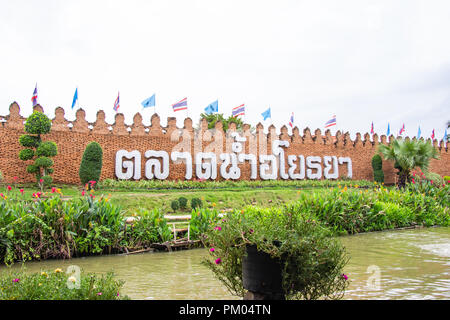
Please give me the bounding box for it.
[242,244,285,300]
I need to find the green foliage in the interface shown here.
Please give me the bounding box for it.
[19,149,34,161]
[202,207,350,300]
[190,207,220,239]
[19,135,40,148]
[97,178,377,191]
[191,197,203,210]
[371,154,382,170]
[36,141,58,157]
[41,175,53,186]
[0,268,128,300]
[373,170,384,183]
[79,142,103,185]
[26,164,39,174]
[125,209,172,247]
[24,111,51,135]
[371,154,384,183]
[20,112,57,186]
[34,156,53,168]
[178,197,188,209]
[170,200,179,211]
[0,191,170,265]
[199,113,244,131]
[378,138,439,187]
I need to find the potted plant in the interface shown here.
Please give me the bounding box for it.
[202,204,350,300]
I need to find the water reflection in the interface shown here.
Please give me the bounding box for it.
[1,227,449,300]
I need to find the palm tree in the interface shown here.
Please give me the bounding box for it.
[378,138,439,188]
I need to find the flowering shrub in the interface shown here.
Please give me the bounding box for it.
[190,208,220,240]
[0,268,128,300]
[202,206,350,300]
[0,187,171,264]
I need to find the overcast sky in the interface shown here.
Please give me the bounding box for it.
[1,0,449,140]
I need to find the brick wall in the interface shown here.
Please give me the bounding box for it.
[0,102,448,185]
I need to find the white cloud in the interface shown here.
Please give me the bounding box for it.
[0,0,449,139]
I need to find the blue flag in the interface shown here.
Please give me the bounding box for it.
[261,108,271,120]
[141,94,155,108]
[444,128,448,142]
[417,126,421,139]
[386,123,390,136]
[71,88,78,109]
[204,100,218,115]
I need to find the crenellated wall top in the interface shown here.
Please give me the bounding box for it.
[0,102,448,152]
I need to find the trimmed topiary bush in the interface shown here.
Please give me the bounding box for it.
[79,142,103,186]
[178,197,188,209]
[371,154,384,183]
[19,111,57,187]
[171,200,180,212]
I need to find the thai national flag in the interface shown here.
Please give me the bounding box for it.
[431,129,435,140]
[172,98,187,112]
[289,112,294,128]
[232,104,245,118]
[370,122,374,135]
[31,85,38,106]
[325,115,336,128]
[113,92,120,112]
[399,123,405,135]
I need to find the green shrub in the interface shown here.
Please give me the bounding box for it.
[0,268,129,300]
[202,207,350,300]
[444,176,450,183]
[371,154,384,183]
[170,200,179,211]
[19,135,40,148]
[19,111,57,187]
[371,154,382,170]
[34,156,53,168]
[178,197,188,209]
[373,170,384,183]
[191,197,203,209]
[24,111,51,135]
[36,141,58,157]
[79,142,103,186]
[19,149,34,161]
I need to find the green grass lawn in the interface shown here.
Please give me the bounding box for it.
[2,183,321,216]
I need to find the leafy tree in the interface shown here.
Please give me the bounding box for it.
[79,142,103,186]
[378,138,439,188]
[19,111,57,186]
[199,113,245,131]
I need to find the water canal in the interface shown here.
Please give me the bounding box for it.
[2,227,449,300]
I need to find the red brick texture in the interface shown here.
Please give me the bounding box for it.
[0,102,448,185]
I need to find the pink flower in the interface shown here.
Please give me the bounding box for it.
[215,258,222,264]
[209,248,215,252]
[214,226,222,231]
[117,292,120,297]
[97,292,102,296]
[412,178,415,184]
[12,278,20,283]
[36,192,42,198]
[19,189,24,194]
[0,193,3,198]
[7,185,11,191]
[342,274,348,281]
[39,179,43,183]
[51,187,56,193]
[81,191,85,196]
